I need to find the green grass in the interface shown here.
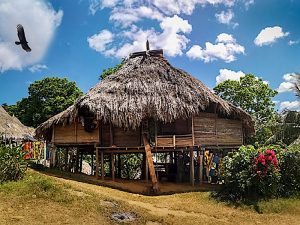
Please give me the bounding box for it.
[0,170,74,203]
[256,197,300,214]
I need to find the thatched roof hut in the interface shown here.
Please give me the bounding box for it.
[0,106,34,141]
[36,49,254,138]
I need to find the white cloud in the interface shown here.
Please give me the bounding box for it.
[28,64,48,73]
[89,0,236,17]
[254,26,289,46]
[87,30,114,54]
[244,0,254,9]
[280,101,300,111]
[87,0,254,59]
[215,10,238,28]
[0,0,63,72]
[277,73,297,93]
[288,40,299,46]
[186,33,245,63]
[88,0,118,15]
[109,6,164,27]
[89,15,192,58]
[216,69,245,84]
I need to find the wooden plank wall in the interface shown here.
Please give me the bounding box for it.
[113,127,140,147]
[54,122,99,144]
[193,113,243,146]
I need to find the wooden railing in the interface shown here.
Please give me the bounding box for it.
[156,134,193,147]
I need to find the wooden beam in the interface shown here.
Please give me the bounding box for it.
[101,151,104,180]
[190,149,194,186]
[111,153,115,181]
[143,134,159,192]
[95,149,99,179]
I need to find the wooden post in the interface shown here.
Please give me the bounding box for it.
[91,151,94,176]
[64,147,69,172]
[192,117,195,146]
[80,152,83,173]
[190,149,194,186]
[199,149,204,184]
[117,154,121,178]
[95,148,99,179]
[75,148,79,173]
[111,153,115,181]
[50,145,57,168]
[145,155,149,182]
[101,151,104,180]
[143,134,159,192]
[197,149,200,182]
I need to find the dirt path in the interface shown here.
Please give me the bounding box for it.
[50,175,300,225]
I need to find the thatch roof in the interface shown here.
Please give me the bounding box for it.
[36,50,255,137]
[0,106,34,140]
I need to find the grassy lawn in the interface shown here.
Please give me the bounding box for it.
[0,170,299,225]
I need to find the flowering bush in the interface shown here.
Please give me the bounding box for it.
[252,149,280,198]
[218,146,283,201]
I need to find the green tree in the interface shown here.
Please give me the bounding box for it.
[99,60,124,80]
[2,77,82,127]
[213,74,278,144]
[294,73,300,97]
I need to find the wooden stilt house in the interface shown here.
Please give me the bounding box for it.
[36,47,254,191]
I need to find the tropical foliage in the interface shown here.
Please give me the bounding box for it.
[214,74,278,144]
[0,144,27,183]
[2,77,82,127]
[218,145,300,202]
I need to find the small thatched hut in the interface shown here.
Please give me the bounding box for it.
[0,106,34,143]
[36,48,254,188]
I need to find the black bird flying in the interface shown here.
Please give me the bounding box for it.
[15,24,31,52]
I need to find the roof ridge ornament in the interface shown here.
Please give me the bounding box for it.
[129,40,163,59]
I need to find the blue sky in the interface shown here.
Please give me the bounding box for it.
[0,0,299,112]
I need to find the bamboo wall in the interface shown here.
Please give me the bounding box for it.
[53,122,99,144]
[193,113,243,146]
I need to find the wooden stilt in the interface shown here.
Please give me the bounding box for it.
[91,152,94,176]
[190,149,194,186]
[95,149,99,179]
[111,153,115,181]
[117,154,121,178]
[145,154,149,182]
[199,149,204,184]
[75,148,79,173]
[197,149,200,183]
[143,134,159,192]
[65,147,69,172]
[80,152,83,173]
[101,151,104,180]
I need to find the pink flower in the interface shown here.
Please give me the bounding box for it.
[272,158,278,167]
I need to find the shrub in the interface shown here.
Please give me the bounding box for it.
[218,145,281,201]
[0,144,27,183]
[277,145,300,197]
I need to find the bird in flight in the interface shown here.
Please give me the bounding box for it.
[15,24,31,52]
